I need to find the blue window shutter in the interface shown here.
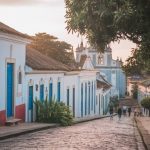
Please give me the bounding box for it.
[81,83,83,117]
[67,89,69,106]
[57,82,61,101]
[91,82,93,111]
[94,81,96,114]
[49,83,53,101]
[40,85,44,102]
[29,86,33,110]
[85,83,87,115]
[88,83,90,114]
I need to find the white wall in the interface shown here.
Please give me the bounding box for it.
[25,72,64,121]
[0,33,28,112]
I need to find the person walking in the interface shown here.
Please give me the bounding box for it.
[109,106,113,120]
[128,107,131,117]
[118,107,122,121]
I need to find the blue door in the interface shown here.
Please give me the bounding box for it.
[73,87,75,117]
[57,82,60,102]
[67,89,69,106]
[40,85,44,102]
[49,83,53,101]
[29,86,33,122]
[85,83,87,116]
[88,84,90,115]
[81,83,83,117]
[7,63,14,118]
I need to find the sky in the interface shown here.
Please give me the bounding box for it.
[0,0,136,62]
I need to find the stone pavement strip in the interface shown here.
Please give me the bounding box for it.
[135,117,150,150]
[0,116,146,150]
[0,115,110,141]
[0,123,59,140]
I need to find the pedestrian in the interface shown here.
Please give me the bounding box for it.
[118,107,122,121]
[109,106,113,120]
[128,107,131,117]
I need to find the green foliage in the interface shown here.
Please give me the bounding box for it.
[123,47,150,76]
[65,0,150,72]
[65,0,150,50]
[29,33,75,66]
[141,97,150,117]
[131,83,138,100]
[34,98,73,126]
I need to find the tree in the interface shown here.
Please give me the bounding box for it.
[29,33,75,66]
[122,48,150,75]
[141,97,150,117]
[131,83,138,100]
[65,0,150,60]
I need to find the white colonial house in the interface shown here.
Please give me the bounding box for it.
[0,22,30,125]
[0,22,111,125]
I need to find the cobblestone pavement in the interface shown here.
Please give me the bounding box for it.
[0,116,145,150]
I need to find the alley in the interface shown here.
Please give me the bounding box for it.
[0,116,145,150]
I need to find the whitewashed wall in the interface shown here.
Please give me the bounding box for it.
[0,33,28,112]
[25,71,64,122]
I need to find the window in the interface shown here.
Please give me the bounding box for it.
[92,54,96,65]
[98,55,104,64]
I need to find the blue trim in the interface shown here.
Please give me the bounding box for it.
[91,82,93,111]
[88,82,90,115]
[40,84,44,102]
[81,83,83,117]
[7,63,14,117]
[49,83,53,101]
[67,88,69,106]
[29,86,33,110]
[85,83,87,115]
[94,82,96,114]
[57,82,61,102]
[73,87,75,117]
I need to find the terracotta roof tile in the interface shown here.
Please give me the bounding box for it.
[0,22,31,39]
[26,47,71,71]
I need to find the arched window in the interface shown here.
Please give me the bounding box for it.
[98,55,104,64]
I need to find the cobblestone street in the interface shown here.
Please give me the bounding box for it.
[0,116,145,150]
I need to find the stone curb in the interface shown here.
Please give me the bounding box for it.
[135,117,150,150]
[73,114,117,124]
[0,124,60,141]
[0,114,115,141]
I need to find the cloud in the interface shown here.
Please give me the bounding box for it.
[0,0,64,6]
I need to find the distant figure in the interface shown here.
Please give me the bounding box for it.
[128,107,131,117]
[118,107,122,121]
[109,107,113,120]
